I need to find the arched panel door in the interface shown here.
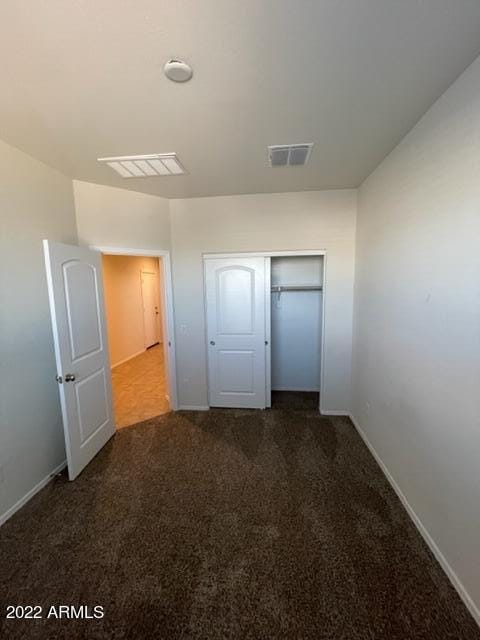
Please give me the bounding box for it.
[44,240,115,480]
[205,257,266,408]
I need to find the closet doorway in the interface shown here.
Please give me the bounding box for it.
[269,255,323,410]
[204,251,325,412]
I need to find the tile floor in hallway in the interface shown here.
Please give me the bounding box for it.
[111,344,170,428]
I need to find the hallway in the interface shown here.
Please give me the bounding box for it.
[112,345,170,428]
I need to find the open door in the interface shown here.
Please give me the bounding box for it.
[205,256,266,408]
[43,240,115,480]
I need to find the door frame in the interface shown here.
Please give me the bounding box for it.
[91,246,178,411]
[203,250,327,414]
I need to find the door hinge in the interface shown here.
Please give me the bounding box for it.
[56,375,63,384]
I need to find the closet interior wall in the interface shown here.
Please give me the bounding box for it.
[270,256,323,393]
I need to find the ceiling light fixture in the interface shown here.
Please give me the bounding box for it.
[268,144,313,167]
[164,59,193,82]
[98,153,186,178]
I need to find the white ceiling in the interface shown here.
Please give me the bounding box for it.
[1,1,480,199]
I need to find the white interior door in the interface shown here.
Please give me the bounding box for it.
[141,270,160,348]
[205,257,266,408]
[43,240,115,480]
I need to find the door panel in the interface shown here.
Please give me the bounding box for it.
[218,350,255,393]
[44,240,115,480]
[75,368,109,444]
[63,261,103,360]
[205,257,266,408]
[217,267,255,334]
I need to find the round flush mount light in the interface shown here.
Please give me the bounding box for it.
[164,59,193,82]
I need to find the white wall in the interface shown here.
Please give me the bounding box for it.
[352,55,480,619]
[271,255,324,287]
[102,255,161,367]
[271,256,323,392]
[73,180,171,251]
[0,139,77,523]
[170,190,356,411]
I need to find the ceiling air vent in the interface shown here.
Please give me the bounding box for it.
[268,144,313,167]
[97,153,185,177]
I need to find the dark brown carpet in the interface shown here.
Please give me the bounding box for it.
[1,403,478,639]
[271,390,319,410]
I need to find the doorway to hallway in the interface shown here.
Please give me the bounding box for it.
[43,240,178,480]
[102,253,173,428]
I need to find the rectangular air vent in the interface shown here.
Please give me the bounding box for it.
[97,153,185,177]
[268,144,313,167]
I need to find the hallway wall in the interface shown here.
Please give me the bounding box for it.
[102,255,161,367]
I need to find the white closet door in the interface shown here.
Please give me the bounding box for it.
[205,257,266,408]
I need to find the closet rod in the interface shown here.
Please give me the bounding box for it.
[271,285,323,292]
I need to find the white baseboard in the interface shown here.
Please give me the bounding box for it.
[111,349,146,369]
[178,405,210,411]
[272,387,320,392]
[349,412,480,628]
[320,409,349,416]
[0,460,67,528]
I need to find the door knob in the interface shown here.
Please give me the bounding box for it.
[65,373,76,382]
[210,341,215,345]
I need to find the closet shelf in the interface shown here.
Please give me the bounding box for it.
[271,284,323,292]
